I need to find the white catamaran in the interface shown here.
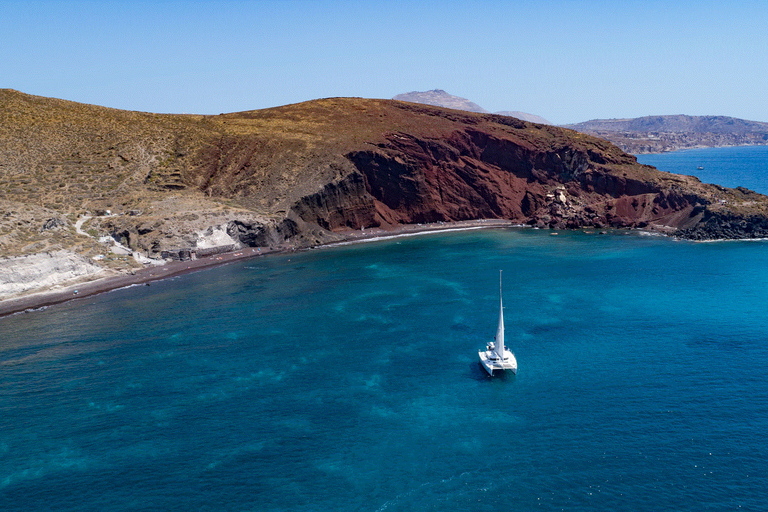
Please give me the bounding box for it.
[479,270,518,376]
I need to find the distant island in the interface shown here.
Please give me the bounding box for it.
[564,115,768,154]
[3,89,768,311]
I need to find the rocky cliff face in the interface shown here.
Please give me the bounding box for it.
[232,106,754,238]
[293,128,705,234]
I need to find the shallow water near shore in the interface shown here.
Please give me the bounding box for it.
[2,226,768,511]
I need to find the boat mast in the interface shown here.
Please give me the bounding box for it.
[496,270,505,360]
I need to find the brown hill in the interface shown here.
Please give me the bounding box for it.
[2,89,768,274]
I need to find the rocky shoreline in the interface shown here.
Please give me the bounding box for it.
[5,210,768,319]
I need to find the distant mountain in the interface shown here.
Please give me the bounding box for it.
[393,89,488,113]
[564,115,768,154]
[495,111,551,125]
[393,89,551,124]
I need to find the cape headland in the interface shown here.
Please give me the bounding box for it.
[3,89,768,310]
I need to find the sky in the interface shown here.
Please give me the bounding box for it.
[2,0,768,125]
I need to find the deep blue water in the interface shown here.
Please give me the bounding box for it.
[637,145,768,195]
[2,147,768,511]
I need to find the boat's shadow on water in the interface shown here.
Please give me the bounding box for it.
[468,362,516,382]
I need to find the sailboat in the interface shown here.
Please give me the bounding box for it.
[479,270,518,376]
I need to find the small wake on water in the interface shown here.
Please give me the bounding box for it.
[374,466,498,511]
[16,305,49,315]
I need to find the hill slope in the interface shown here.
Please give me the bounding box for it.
[565,115,768,153]
[3,89,768,287]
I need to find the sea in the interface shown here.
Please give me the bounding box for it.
[637,145,768,195]
[2,146,768,511]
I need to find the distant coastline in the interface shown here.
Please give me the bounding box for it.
[564,115,768,154]
[633,142,768,155]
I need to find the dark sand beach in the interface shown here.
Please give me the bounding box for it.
[0,220,515,318]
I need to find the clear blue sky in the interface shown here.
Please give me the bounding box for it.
[2,0,767,125]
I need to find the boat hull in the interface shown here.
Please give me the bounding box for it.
[478,349,517,376]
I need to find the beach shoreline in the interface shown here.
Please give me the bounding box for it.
[0,219,516,318]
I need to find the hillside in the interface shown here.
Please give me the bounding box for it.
[565,115,768,153]
[3,89,768,297]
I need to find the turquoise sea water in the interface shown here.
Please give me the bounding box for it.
[2,147,768,511]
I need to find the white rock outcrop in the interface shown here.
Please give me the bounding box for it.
[0,251,105,298]
[196,225,238,249]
